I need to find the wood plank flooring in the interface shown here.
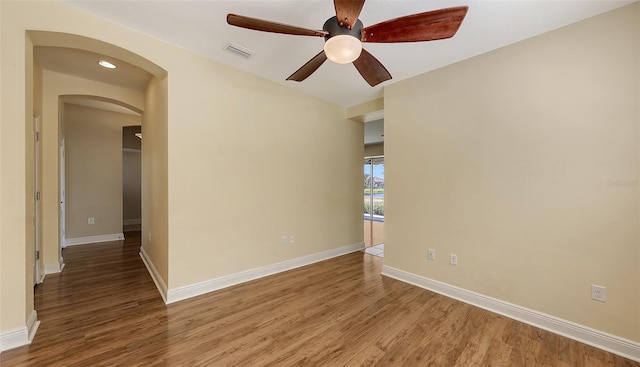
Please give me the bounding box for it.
[2,232,638,366]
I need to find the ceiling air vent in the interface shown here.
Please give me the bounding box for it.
[225,43,254,59]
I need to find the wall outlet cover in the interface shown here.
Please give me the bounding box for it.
[427,249,435,261]
[450,254,458,265]
[591,284,607,302]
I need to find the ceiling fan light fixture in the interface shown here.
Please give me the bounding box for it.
[324,35,362,64]
[227,5,468,85]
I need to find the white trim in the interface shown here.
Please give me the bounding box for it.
[140,247,167,303]
[123,219,141,226]
[26,311,40,344]
[0,311,39,352]
[44,262,64,274]
[381,265,640,363]
[63,233,124,247]
[0,327,28,352]
[166,242,365,304]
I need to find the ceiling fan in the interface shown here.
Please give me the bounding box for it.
[227,1,468,87]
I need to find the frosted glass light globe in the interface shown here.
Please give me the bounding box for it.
[324,35,362,64]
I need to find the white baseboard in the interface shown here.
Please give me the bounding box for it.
[26,311,39,345]
[166,242,365,304]
[139,247,167,303]
[0,310,39,352]
[123,219,141,226]
[44,262,64,274]
[64,233,124,247]
[381,265,640,363]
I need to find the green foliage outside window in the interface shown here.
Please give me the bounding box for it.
[364,201,384,216]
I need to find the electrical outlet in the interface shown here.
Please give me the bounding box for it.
[591,285,607,302]
[289,235,295,244]
[427,249,435,261]
[450,254,458,265]
[88,217,95,225]
[281,235,288,245]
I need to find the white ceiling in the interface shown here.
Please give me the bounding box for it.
[364,119,384,145]
[58,0,633,108]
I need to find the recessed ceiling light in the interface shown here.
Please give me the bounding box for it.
[98,60,117,69]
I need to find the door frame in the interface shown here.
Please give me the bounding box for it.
[59,136,66,253]
[33,113,43,285]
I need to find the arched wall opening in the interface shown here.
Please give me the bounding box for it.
[25,31,169,336]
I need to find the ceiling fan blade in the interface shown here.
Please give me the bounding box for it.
[360,6,468,43]
[287,51,328,82]
[227,14,328,37]
[334,0,366,30]
[353,49,391,87]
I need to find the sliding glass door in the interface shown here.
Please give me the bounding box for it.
[364,157,384,248]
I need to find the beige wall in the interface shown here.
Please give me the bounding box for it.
[23,30,35,322]
[365,143,384,158]
[165,49,362,289]
[142,75,168,286]
[347,98,383,122]
[64,104,141,239]
[1,5,29,332]
[385,4,640,342]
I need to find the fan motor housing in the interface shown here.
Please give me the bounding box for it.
[323,16,363,41]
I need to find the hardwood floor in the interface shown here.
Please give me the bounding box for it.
[2,232,638,366]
